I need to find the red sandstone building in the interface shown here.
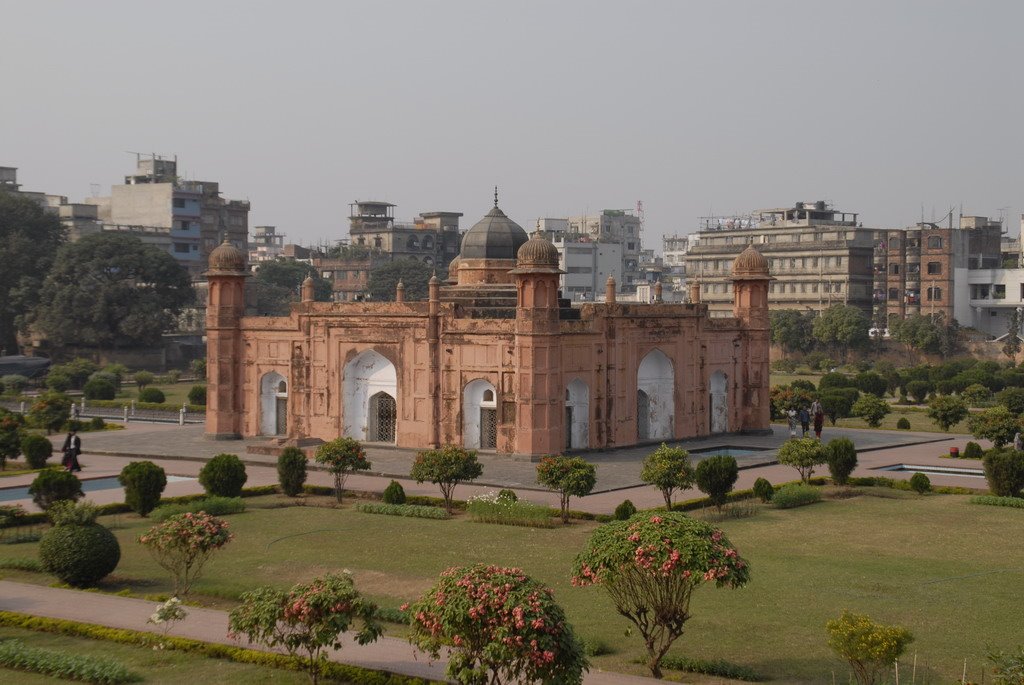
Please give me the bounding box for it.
[204,200,773,457]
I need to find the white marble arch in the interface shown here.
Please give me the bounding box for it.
[637,349,674,441]
[565,378,590,449]
[342,350,398,441]
[463,379,497,449]
[259,371,288,436]
[710,370,728,434]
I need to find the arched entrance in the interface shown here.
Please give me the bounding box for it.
[259,371,288,436]
[463,379,497,449]
[710,370,728,434]
[343,350,398,443]
[565,379,589,449]
[367,391,397,443]
[637,349,674,441]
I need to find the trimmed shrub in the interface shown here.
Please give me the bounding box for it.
[963,383,993,406]
[150,496,245,522]
[1,374,29,395]
[90,417,106,431]
[778,438,827,483]
[497,488,518,503]
[771,483,822,509]
[818,372,852,391]
[45,370,73,393]
[963,441,984,459]
[132,371,155,389]
[118,461,167,516]
[39,501,120,587]
[137,387,165,404]
[20,434,53,469]
[970,495,1024,509]
[355,502,449,520]
[466,492,555,528]
[660,655,763,682]
[854,372,887,398]
[825,437,857,486]
[187,385,207,406]
[982,448,1024,497]
[694,455,739,511]
[381,479,406,504]
[276,447,307,497]
[896,417,911,430]
[83,378,116,401]
[198,453,248,497]
[909,472,931,494]
[752,477,774,503]
[0,639,140,684]
[906,380,932,404]
[28,470,83,510]
[614,499,637,520]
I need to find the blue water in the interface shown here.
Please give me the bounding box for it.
[0,475,195,502]
[878,464,985,479]
[691,446,767,458]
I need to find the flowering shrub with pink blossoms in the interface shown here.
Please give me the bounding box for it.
[407,563,588,685]
[137,511,232,596]
[228,572,382,685]
[571,512,750,678]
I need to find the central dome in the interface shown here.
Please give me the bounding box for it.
[459,205,529,260]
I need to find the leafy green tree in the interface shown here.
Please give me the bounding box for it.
[770,385,815,420]
[314,438,370,503]
[410,444,482,514]
[854,372,887,398]
[777,438,827,483]
[819,391,855,426]
[826,610,913,685]
[851,395,890,428]
[132,371,155,389]
[694,455,738,511]
[230,573,382,685]
[36,233,194,349]
[0,410,26,468]
[253,259,332,316]
[0,190,65,354]
[962,383,993,407]
[367,258,439,302]
[812,305,870,360]
[1003,308,1022,360]
[770,309,815,355]
[572,512,749,678]
[905,380,932,404]
[28,392,73,434]
[968,406,1022,448]
[536,456,597,523]
[640,444,694,510]
[926,395,968,432]
[890,313,961,356]
[996,387,1024,415]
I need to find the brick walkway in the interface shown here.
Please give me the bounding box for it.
[0,580,656,684]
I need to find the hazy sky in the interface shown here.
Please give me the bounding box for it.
[3,1,1022,248]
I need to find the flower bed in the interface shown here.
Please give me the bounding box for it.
[355,503,450,520]
[465,491,557,528]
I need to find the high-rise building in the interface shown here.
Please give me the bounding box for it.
[250,225,286,264]
[347,201,462,273]
[567,209,643,291]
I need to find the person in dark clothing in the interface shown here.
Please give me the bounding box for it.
[798,407,810,437]
[813,404,825,440]
[61,430,82,472]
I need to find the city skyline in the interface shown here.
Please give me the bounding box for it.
[3,0,1022,246]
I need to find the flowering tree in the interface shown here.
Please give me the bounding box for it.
[536,456,597,524]
[407,564,588,685]
[138,512,233,596]
[229,572,382,685]
[410,444,482,514]
[147,597,188,639]
[571,512,749,678]
[640,444,694,510]
[825,610,913,685]
[314,437,370,503]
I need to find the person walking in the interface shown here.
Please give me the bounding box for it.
[61,429,82,473]
[812,399,825,440]
[787,408,798,438]
[798,406,810,437]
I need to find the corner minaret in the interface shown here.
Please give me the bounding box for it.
[204,241,248,439]
[730,244,772,433]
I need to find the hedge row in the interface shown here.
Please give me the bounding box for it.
[847,476,976,495]
[84,400,205,413]
[0,638,140,684]
[660,654,764,682]
[0,611,444,685]
[354,503,450,519]
[970,495,1024,509]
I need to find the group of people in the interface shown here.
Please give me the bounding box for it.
[787,400,825,440]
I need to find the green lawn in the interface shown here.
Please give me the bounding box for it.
[832,407,970,434]
[116,382,201,406]
[0,493,1019,683]
[0,626,316,684]
[770,372,824,388]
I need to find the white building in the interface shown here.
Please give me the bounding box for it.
[954,267,1024,338]
[552,234,623,301]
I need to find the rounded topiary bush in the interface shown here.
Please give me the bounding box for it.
[825,438,858,486]
[982,448,1024,497]
[199,453,248,497]
[118,461,167,516]
[964,441,983,459]
[20,434,53,469]
[188,385,207,406]
[83,378,116,401]
[277,447,307,497]
[896,417,911,430]
[137,387,165,404]
[382,479,406,504]
[613,499,637,520]
[497,488,518,503]
[752,477,774,503]
[89,417,106,431]
[39,502,120,587]
[909,472,931,494]
[28,470,83,510]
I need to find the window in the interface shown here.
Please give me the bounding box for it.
[890,264,900,275]
[994,284,1006,300]
[423,236,434,250]
[800,283,807,292]
[927,262,942,275]
[789,284,796,293]
[173,242,190,253]
[834,283,843,293]
[927,287,943,301]
[789,258,796,269]
[173,198,186,209]
[812,257,819,268]
[890,238,900,250]
[373,237,382,248]
[627,242,636,250]
[407,236,419,250]
[908,263,920,274]
[888,288,899,300]
[483,389,494,402]
[836,256,843,267]
[927,236,943,249]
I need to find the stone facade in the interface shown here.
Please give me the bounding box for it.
[205,205,772,456]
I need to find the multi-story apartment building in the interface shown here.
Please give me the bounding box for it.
[567,209,643,291]
[872,216,1002,327]
[1,166,103,241]
[249,225,286,264]
[347,201,462,273]
[682,201,876,317]
[534,217,622,301]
